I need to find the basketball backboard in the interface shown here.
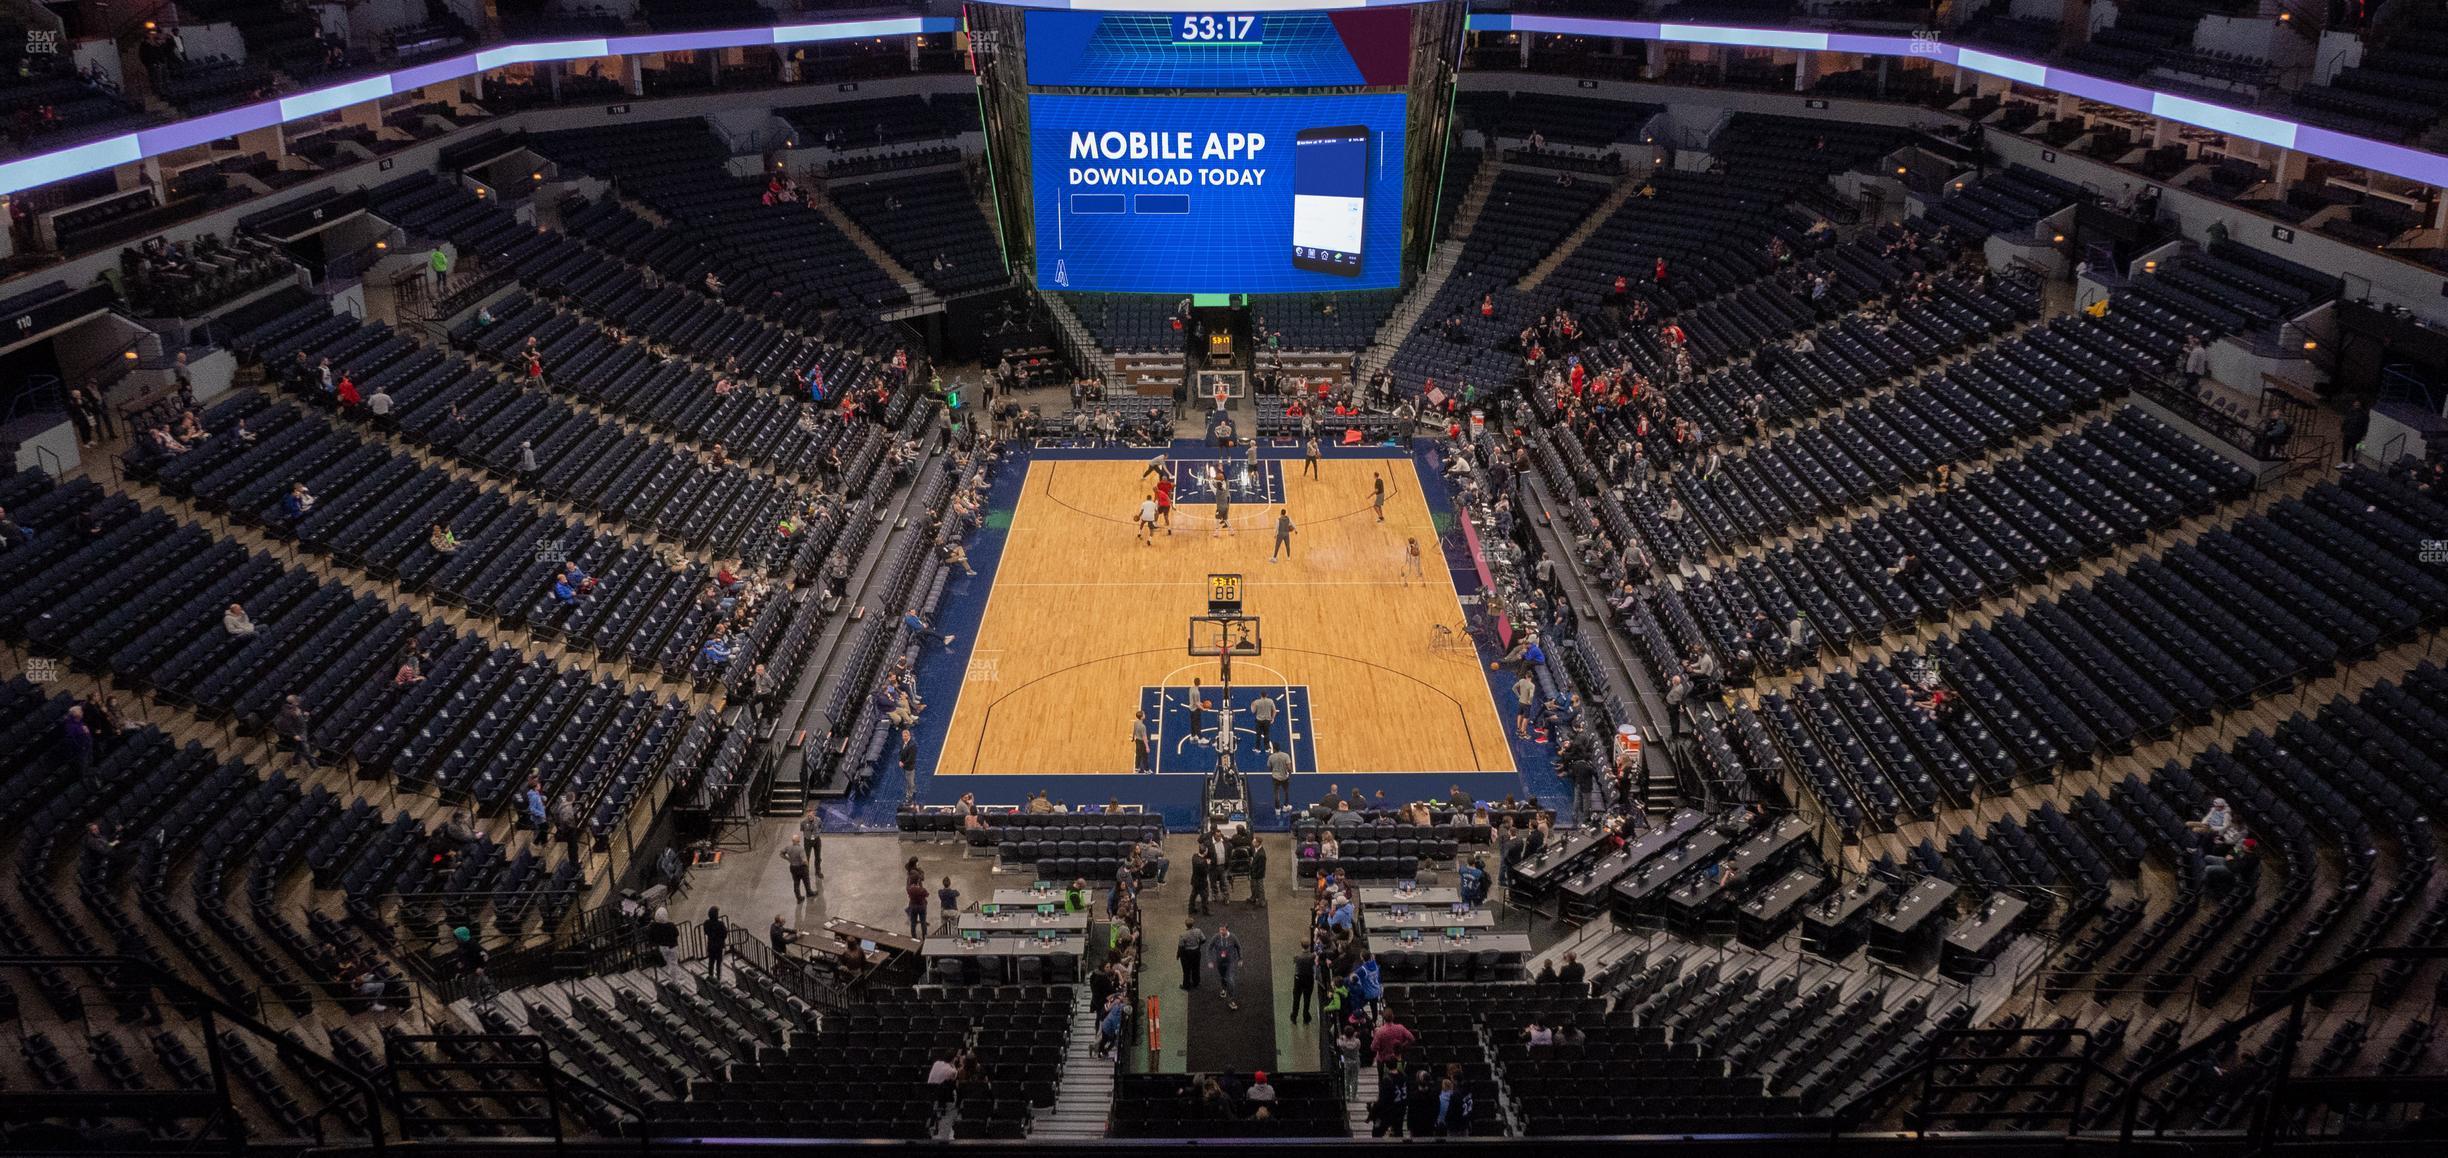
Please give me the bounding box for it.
[1188,614,1262,657]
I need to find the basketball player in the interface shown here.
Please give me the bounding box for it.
[1212,466,1233,536]
[1371,472,1387,523]
[1271,508,1295,562]
[1137,493,1159,545]
[1154,473,1175,535]
[1403,537,1425,584]
[1142,453,1171,481]
[1302,435,1322,478]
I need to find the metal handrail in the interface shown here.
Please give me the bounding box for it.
[0,953,389,1153]
[2107,944,2448,1149]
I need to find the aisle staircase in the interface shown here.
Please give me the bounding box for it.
[1519,173,1638,292]
[808,184,938,314]
[1042,293,1116,383]
[1345,1061,1379,1138]
[1355,156,1503,381]
[1033,987,1113,1139]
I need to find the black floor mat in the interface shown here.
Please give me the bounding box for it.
[1182,901,1276,1073]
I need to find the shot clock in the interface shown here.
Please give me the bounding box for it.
[1175,14,1262,43]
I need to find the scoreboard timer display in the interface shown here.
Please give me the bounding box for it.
[1208,573,1244,614]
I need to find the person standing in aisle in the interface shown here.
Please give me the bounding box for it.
[1210,923,1244,1011]
[703,907,729,980]
[799,807,824,878]
[1188,849,1214,915]
[781,842,813,902]
[1289,942,1317,1024]
[1176,919,1207,990]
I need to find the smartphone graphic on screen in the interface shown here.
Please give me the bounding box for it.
[1292,126,1369,277]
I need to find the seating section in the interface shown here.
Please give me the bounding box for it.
[183,1,330,77]
[155,56,275,114]
[534,121,907,321]
[1112,1072,1348,1137]
[956,811,1163,884]
[0,676,603,1107]
[1919,165,2084,242]
[120,231,298,317]
[2061,7,2202,79]
[0,461,731,829]
[2293,26,2448,141]
[1066,291,1399,354]
[780,95,971,149]
[0,46,156,154]
[1389,942,1961,1136]
[829,170,1009,296]
[1457,92,1658,148]
[1387,115,1903,396]
[625,983,1071,1139]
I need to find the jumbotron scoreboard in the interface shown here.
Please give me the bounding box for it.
[966,0,1467,296]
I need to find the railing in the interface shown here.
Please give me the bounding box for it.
[2105,945,2448,1151]
[669,919,854,1011]
[0,954,390,1153]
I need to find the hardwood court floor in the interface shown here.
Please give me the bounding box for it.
[934,455,1516,779]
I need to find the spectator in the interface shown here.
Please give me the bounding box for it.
[274,694,313,768]
[905,874,930,938]
[902,607,957,647]
[283,483,315,526]
[63,705,94,777]
[647,906,681,971]
[1095,993,1128,1059]
[1209,922,1243,1010]
[1176,919,1207,990]
[1370,1015,1414,1068]
[224,602,257,637]
[703,907,729,979]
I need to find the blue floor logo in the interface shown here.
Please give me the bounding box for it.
[1139,683,1313,775]
[1172,459,1285,506]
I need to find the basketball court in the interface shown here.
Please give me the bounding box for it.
[929,446,1518,788]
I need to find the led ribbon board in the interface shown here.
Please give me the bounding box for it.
[0,17,957,195]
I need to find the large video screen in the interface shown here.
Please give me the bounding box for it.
[1025,9,1413,89]
[1030,93,1407,294]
